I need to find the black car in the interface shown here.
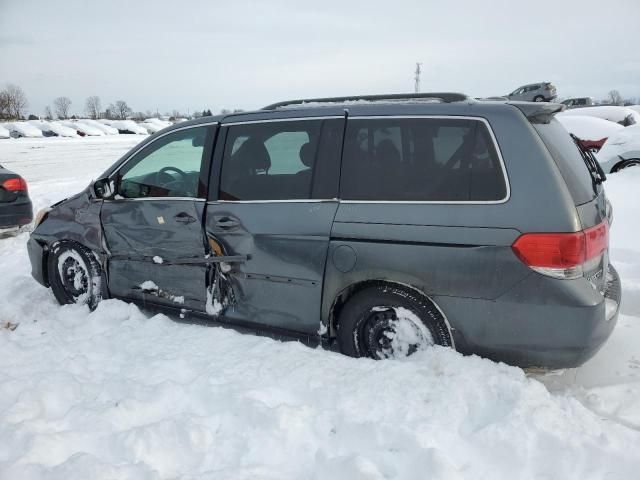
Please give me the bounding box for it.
[0,165,33,233]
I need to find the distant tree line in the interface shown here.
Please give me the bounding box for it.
[1,83,243,121]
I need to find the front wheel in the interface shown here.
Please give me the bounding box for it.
[533,95,545,102]
[48,241,102,310]
[336,285,452,359]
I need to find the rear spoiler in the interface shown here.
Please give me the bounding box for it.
[510,102,565,124]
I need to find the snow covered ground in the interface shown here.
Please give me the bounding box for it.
[0,136,639,479]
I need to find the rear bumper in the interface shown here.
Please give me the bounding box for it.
[0,199,33,228]
[27,236,48,287]
[437,265,621,369]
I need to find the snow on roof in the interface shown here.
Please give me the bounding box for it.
[556,115,623,141]
[81,119,119,135]
[558,106,640,124]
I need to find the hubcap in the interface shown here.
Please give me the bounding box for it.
[59,255,89,298]
[361,307,434,359]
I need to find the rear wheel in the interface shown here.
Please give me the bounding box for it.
[336,284,452,359]
[533,95,545,102]
[48,241,102,310]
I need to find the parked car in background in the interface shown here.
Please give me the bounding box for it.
[0,165,33,234]
[558,106,640,126]
[0,124,10,139]
[556,115,623,152]
[596,124,640,173]
[507,82,557,102]
[561,97,594,109]
[27,92,620,369]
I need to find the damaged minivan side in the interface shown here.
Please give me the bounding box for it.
[28,93,621,369]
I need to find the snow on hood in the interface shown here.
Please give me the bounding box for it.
[556,115,623,141]
[0,124,10,138]
[28,120,80,138]
[597,124,640,161]
[5,121,44,137]
[558,106,640,125]
[61,121,105,136]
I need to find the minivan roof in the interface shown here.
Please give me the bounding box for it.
[158,94,565,134]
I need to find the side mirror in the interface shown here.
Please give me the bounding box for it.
[93,177,115,199]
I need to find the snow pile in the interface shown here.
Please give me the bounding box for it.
[0,124,10,139]
[556,115,623,140]
[5,121,44,138]
[558,106,640,125]
[28,120,80,138]
[0,137,639,478]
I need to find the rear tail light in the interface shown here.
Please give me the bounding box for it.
[2,177,28,192]
[512,220,608,279]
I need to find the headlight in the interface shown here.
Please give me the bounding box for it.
[34,208,50,228]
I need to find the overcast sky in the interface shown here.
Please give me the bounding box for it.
[1,0,639,116]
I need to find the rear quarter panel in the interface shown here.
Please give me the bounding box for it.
[322,106,581,333]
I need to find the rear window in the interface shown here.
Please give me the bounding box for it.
[533,119,596,205]
[340,117,507,202]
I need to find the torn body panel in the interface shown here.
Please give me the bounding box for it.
[28,187,106,288]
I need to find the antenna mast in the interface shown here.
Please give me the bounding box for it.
[414,62,422,93]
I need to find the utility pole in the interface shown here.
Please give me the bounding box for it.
[414,62,422,93]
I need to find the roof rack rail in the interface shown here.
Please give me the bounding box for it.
[262,92,469,110]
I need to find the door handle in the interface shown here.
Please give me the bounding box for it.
[214,216,239,229]
[174,212,197,224]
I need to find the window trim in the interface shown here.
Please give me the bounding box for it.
[104,122,219,202]
[338,115,511,205]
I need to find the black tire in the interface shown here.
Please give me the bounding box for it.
[48,241,102,310]
[533,95,545,102]
[336,284,452,359]
[615,159,640,172]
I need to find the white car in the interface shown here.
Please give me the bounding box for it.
[596,125,640,173]
[556,115,622,142]
[558,106,640,126]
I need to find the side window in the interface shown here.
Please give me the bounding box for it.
[340,118,507,202]
[219,120,323,201]
[118,127,209,199]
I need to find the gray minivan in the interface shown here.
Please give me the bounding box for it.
[27,93,620,369]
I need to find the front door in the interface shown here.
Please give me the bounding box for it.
[101,125,216,311]
[204,117,343,336]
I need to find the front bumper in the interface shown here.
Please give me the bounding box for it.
[436,265,621,369]
[27,236,48,287]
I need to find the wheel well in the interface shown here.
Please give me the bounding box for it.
[328,280,454,346]
[612,158,640,173]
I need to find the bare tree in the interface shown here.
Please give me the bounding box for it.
[108,100,132,120]
[1,84,29,119]
[0,90,8,120]
[608,90,623,105]
[44,105,53,120]
[53,96,72,119]
[85,96,101,119]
